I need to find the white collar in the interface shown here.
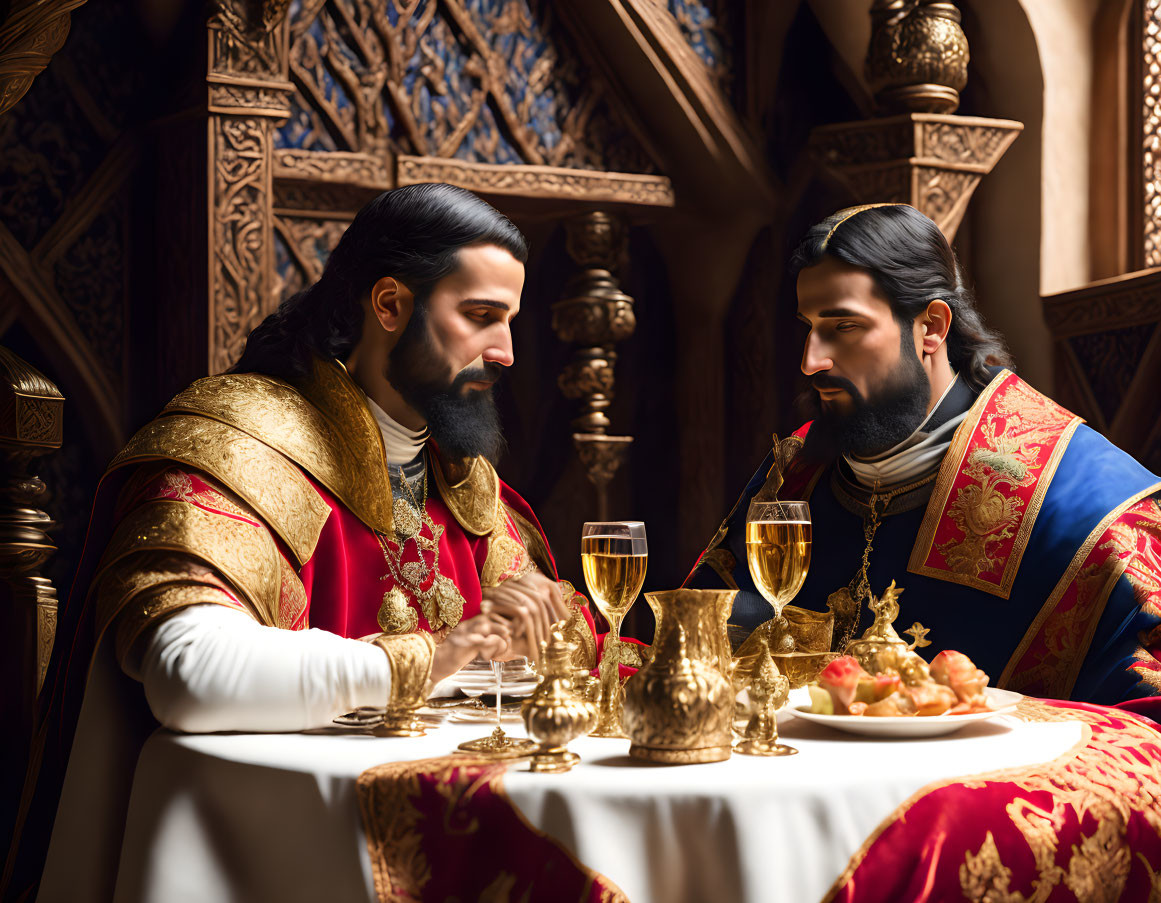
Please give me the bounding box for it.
[365,397,429,466]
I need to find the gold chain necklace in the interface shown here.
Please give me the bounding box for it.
[375,452,466,636]
[827,475,934,652]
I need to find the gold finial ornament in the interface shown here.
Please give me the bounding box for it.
[735,639,796,757]
[844,581,932,685]
[521,630,598,773]
[865,1,969,114]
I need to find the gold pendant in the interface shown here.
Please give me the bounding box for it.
[433,573,464,630]
[393,498,421,539]
[378,587,419,634]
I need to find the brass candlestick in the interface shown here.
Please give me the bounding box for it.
[521,630,598,773]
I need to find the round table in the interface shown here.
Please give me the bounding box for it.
[113,708,1082,903]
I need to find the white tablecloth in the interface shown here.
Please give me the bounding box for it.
[113,711,1082,903]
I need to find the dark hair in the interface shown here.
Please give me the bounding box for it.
[790,204,1012,390]
[231,183,529,379]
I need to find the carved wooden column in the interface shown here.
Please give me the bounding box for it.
[206,1,293,373]
[809,0,1022,241]
[552,212,635,521]
[0,347,64,748]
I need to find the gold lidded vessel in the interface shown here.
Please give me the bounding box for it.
[521,629,598,773]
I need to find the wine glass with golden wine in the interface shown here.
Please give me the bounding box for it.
[740,500,811,756]
[581,521,647,739]
[745,500,811,631]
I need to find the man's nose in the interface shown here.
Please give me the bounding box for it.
[482,325,514,368]
[801,334,833,377]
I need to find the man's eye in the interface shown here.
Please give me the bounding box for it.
[836,322,859,333]
[466,310,492,322]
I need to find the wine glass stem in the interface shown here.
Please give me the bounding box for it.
[492,660,503,727]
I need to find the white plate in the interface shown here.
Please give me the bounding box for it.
[791,687,1023,738]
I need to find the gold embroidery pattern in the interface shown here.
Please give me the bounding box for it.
[277,554,308,630]
[111,415,331,565]
[504,504,555,577]
[1131,648,1161,693]
[357,755,630,903]
[558,579,597,671]
[431,452,500,536]
[481,509,536,589]
[165,358,395,535]
[910,374,1081,597]
[97,499,282,626]
[113,584,242,666]
[373,632,435,709]
[823,700,1161,903]
[94,551,242,637]
[1000,487,1161,697]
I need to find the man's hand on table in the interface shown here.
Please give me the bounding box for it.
[430,613,512,684]
[480,571,571,664]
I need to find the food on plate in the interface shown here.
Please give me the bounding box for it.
[810,652,993,717]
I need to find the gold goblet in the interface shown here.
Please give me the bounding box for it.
[737,499,811,757]
[581,520,647,739]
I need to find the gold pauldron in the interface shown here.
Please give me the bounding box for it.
[373,632,436,707]
[110,415,330,565]
[96,499,282,626]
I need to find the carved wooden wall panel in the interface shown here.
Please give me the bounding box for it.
[0,0,88,118]
[666,0,733,95]
[207,3,292,374]
[0,0,154,591]
[1043,269,1161,473]
[279,0,655,172]
[1143,0,1161,267]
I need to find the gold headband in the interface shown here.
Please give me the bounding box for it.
[820,203,911,249]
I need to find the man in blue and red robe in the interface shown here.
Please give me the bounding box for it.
[685,203,1161,901]
[688,203,1161,709]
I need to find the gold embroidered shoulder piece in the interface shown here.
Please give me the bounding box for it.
[163,356,394,535]
[110,414,330,566]
[908,371,1082,598]
[504,503,555,577]
[430,451,500,537]
[95,498,283,628]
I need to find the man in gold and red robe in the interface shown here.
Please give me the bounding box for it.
[5,184,611,901]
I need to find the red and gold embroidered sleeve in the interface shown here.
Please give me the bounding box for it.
[101,466,309,669]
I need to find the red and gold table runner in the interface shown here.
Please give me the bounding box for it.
[824,699,1161,903]
[357,755,628,903]
[357,700,1161,903]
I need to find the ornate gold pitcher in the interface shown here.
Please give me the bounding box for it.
[623,589,735,763]
[646,588,735,680]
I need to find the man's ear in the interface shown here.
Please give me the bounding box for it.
[369,276,414,333]
[918,299,952,356]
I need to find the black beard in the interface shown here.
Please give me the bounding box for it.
[386,306,506,462]
[801,333,931,460]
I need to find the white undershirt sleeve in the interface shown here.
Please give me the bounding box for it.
[128,603,391,733]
